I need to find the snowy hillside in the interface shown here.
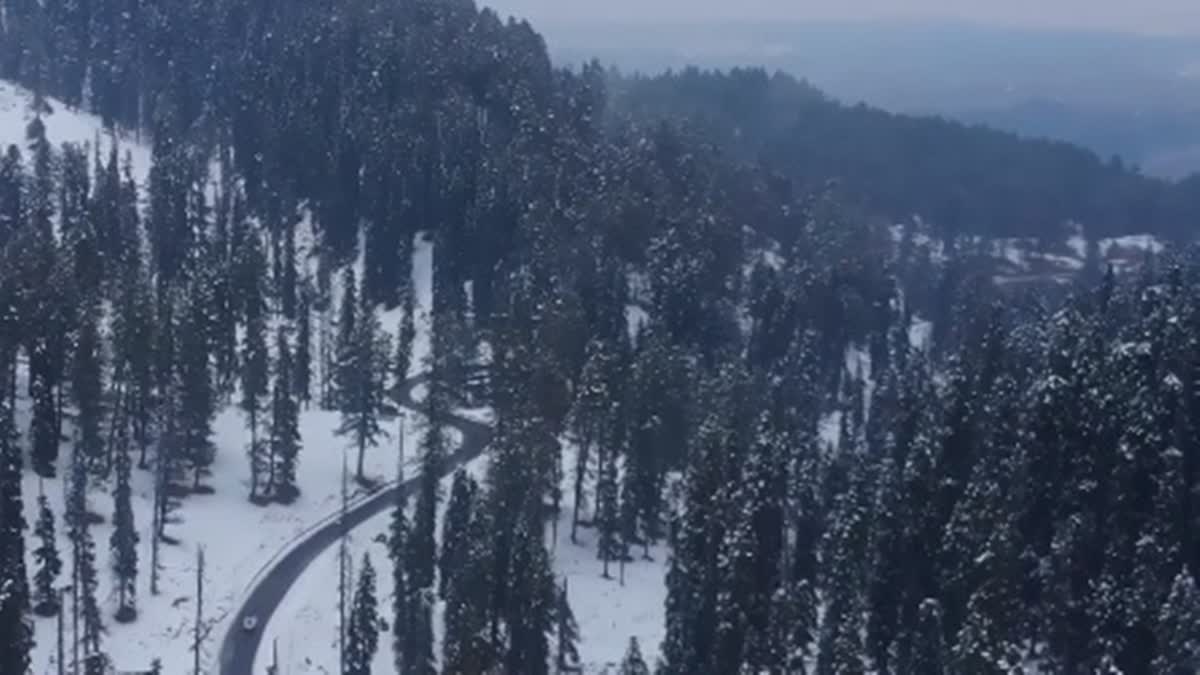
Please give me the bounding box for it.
[0,80,151,185]
[19,231,440,674]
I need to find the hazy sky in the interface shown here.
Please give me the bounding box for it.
[482,0,1200,36]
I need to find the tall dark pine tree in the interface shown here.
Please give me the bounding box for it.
[72,296,105,474]
[1153,569,1200,674]
[32,493,61,616]
[68,449,103,667]
[178,283,216,491]
[345,553,379,675]
[402,588,436,675]
[410,335,449,591]
[0,396,31,672]
[910,598,947,675]
[29,330,60,477]
[568,338,615,544]
[241,233,270,500]
[270,328,302,503]
[295,281,313,407]
[334,266,359,407]
[394,287,416,393]
[439,469,477,599]
[389,447,411,675]
[595,445,620,579]
[110,438,138,622]
[336,282,390,483]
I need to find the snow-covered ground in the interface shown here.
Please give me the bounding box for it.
[0,80,151,185]
[552,454,669,672]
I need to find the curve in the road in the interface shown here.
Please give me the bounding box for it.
[218,378,490,675]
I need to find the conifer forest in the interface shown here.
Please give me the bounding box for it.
[0,0,1199,673]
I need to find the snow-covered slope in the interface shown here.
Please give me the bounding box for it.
[0,80,443,671]
[19,233,436,674]
[0,80,151,185]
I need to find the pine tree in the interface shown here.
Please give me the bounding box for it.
[816,457,870,675]
[402,587,436,675]
[336,275,390,483]
[504,514,556,675]
[68,450,103,664]
[295,281,313,407]
[555,578,580,673]
[389,447,410,675]
[439,469,477,599]
[0,397,31,672]
[29,336,59,477]
[334,266,359,406]
[410,347,448,591]
[443,504,493,675]
[619,637,651,675]
[568,338,616,543]
[110,438,138,622]
[72,296,105,474]
[1152,569,1200,674]
[179,284,215,491]
[32,493,61,616]
[595,445,620,579]
[270,328,302,503]
[394,284,415,392]
[241,232,270,500]
[910,598,947,675]
[345,553,379,675]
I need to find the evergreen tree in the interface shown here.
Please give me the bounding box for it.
[336,284,390,483]
[410,347,449,591]
[178,284,215,491]
[0,397,31,672]
[402,588,436,675]
[394,284,415,392]
[568,338,616,543]
[241,233,270,500]
[815,458,869,675]
[345,553,379,675]
[334,266,359,406]
[32,493,61,616]
[389,452,410,675]
[910,598,947,675]
[595,445,621,579]
[270,328,302,503]
[295,281,313,407]
[29,337,59,478]
[68,449,103,663]
[1152,569,1200,674]
[72,296,105,474]
[439,469,477,599]
[619,637,651,675]
[110,438,138,622]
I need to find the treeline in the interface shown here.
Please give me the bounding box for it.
[610,67,1200,241]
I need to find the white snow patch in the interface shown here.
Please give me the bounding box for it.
[0,79,151,186]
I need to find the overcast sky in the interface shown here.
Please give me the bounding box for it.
[482,0,1200,36]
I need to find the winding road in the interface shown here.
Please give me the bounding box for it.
[218,378,491,674]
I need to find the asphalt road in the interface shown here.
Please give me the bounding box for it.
[217,378,491,674]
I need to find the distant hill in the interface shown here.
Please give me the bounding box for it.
[546,19,1200,178]
[609,67,1200,240]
